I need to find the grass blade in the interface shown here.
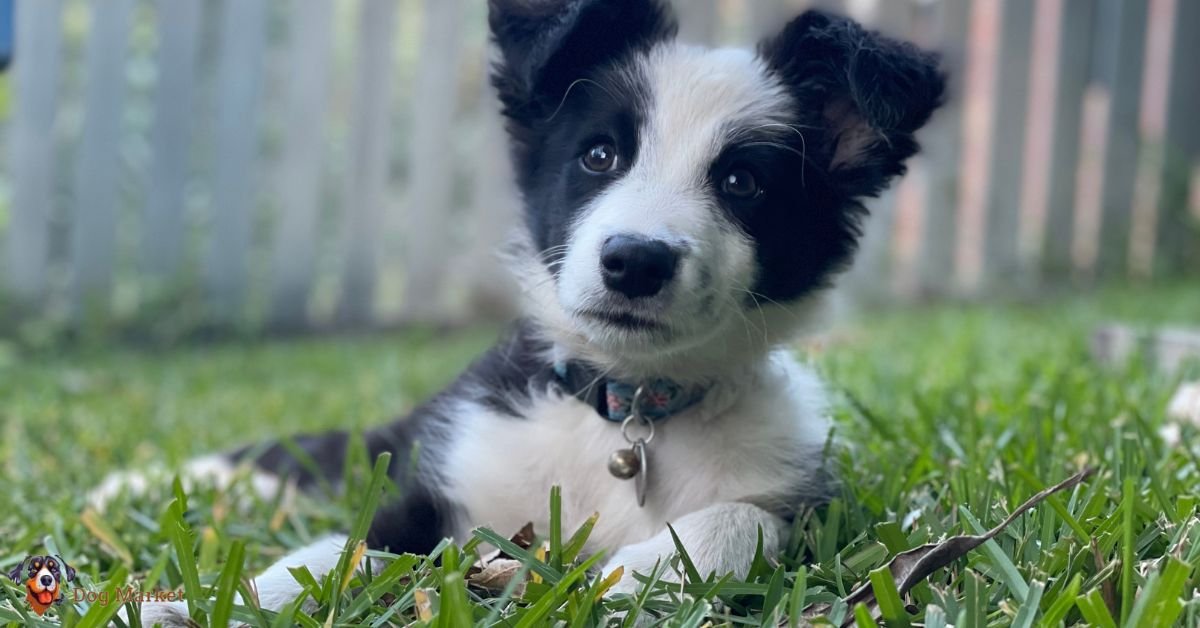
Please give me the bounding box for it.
[1011,579,1045,628]
[164,498,202,619]
[1120,477,1135,624]
[562,512,599,564]
[787,566,808,628]
[868,565,911,628]
[1077,588,1119,628]
[473,527,562,584]
[209,541,246,628]
[667,523,703,583]
[549,485,563,572]
[959,506,1030,600]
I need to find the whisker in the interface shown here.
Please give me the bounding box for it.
[546,78,620,123]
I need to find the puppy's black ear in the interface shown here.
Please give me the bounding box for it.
[489,0,676,120]
[7,558,26,582]
[759,10,944,198]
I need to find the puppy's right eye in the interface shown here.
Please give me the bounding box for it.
[581,143,618,173]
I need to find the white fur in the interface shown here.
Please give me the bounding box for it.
[602,502,787,594]
[443,350,830,589]
[133,534,351,627]
[251,534,352,612]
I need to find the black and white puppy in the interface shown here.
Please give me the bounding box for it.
[118,1,943,622]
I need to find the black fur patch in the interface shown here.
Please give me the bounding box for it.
[366,482,454,555]
[736,9,944,301]
[489,0,675,262]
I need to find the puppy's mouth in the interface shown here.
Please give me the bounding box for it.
[579,309,666,332]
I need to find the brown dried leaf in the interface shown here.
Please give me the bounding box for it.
[467,558,527,595]
[465,522,536,592]
[510,522,537,552]
[804,468,1095,625]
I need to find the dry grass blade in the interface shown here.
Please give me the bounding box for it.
[805,468,1096,625]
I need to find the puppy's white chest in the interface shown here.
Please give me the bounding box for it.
[441,354,831,552]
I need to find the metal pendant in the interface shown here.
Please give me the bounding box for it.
[608,386,654,507]
[632,439,648,507]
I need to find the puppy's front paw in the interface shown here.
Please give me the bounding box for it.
[601,546,675,597]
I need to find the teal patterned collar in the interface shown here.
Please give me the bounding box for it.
[552,362,709,423]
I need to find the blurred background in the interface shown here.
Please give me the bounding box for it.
[0,0,1196,344]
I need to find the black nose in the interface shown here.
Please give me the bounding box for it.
[40,575,53,587]
[600,235,680,299]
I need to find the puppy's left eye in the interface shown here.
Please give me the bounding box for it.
[721,169,763,200]
[581,143,618,173]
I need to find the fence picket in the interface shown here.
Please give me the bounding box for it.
[4,0,63,308]
[457,63,521,318]
[748,0,787,40]
[1040,0,1095,275]
[205,0,268,321]
[917,0,971,297]
[678,0,719,44]
[1095,0,1148,275]
[142,0,202,280]
[69,0,135,316]
[336,0,399,327]
[981,0,1034,288]
[1152,0,1200,274]
[400,0,465,323]
[267,0,334,329]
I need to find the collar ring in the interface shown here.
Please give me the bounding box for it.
[620,386,656,445]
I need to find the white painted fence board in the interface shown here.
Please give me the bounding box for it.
[917,0,970,296]
[336,0,399,326]
[4,0,64,306]
[1154,0,1200,272]
[1041,0,1095,274]
[981,0,1033,287]
[142,0,202,278]
[678,0,719,45]
[268,0,334,329]
[400,0,465,322]
[748,0,788,40]
[457,64,520,317]
[205,0,269,320]
[69,0,135,314]
[1095,0,1148,274]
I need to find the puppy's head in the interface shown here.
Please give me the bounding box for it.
[490,1,943,374]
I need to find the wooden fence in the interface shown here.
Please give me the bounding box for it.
[0,0,1196,335]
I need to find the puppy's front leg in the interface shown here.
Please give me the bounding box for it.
[133,534,353,627]
[602,503,787,595]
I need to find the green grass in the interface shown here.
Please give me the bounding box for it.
[2,284,1199,626]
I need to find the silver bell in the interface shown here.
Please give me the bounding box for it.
[608,448,641,479]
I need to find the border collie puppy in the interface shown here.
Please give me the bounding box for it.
[125,0,942,622]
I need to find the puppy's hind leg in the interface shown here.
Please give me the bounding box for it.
[87,430,354,511]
